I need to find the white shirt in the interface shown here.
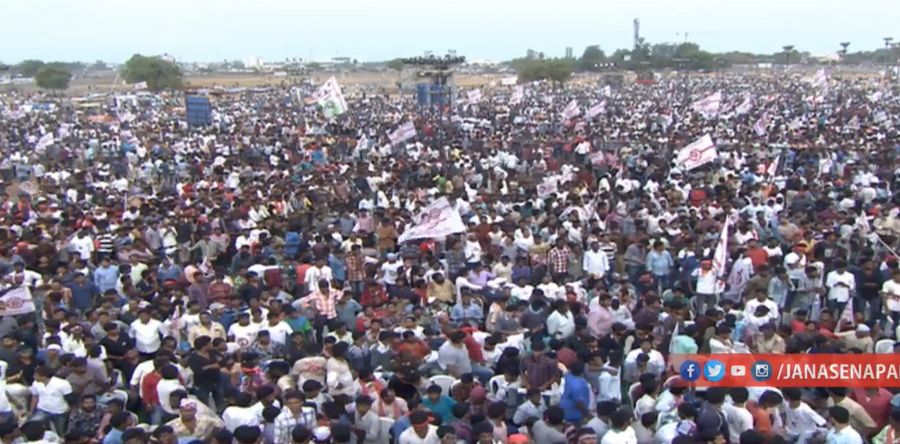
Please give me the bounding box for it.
[882,280,900,312]
[305,265,333,289]
[0,381,12,413]
[784,401,827,441]
[601,427,638,444]
[826,270,855,303]
[156,379,185,414]
[722,403,753,444]
[30,377,73,414]
[129,319,164,354]
[261,321,293,345]
[69,236,95,261]
[583,250,611,277]
[222,406,262,431]
[398,425,439,444]
[228,322,261,349]
[692,268,718,294]
[546,311,575,339]
[827,426,863,444]
[380,262,403,286]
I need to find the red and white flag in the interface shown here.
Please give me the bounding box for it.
[562,100,580,120]
[675,134,718,171]
[466,89,483,104]
[810,68,829,90]
[692,91,722,115]
[712,217,731,278]
[397,197,467,244]
[735,96,753,115]
[510,86,524,105]
[766,155,780,177]
[753,114,769,136]
[388,122,417,145]
[587,101,606,119]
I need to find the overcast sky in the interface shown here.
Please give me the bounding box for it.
[4,0,899,64]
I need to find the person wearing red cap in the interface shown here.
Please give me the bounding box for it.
[398,410,438,444]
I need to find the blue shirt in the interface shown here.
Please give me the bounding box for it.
[451,303,484,323]
[67,281,99,310]
[93,266,119,293]
[421,395,457,424]
[559,372,591,423]
[103,429,123,444]
[646,250,674,277]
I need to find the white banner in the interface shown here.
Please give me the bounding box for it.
[388,122,417,146]
[692,91,721,115]
[537,180,558,198]
[397,197,467,244]
[587,101,606,119]
[0,287,35,316]
[315,77,348,119]
[133,81,148,91]
[510,86,524,105]
[753,114,769,136]
[810,68,829,90]
[467,89,483,104]
[675,134,718,171]
[562,100,580,120]
[601,85,612,97]
[735,96,752,115]
[35,133,54,151]
[500,76,518,86]
[766,155,780,178]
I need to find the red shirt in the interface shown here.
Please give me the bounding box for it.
[141,372,163,406]
[851,388,893,429]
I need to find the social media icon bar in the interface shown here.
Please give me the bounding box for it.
[730,365,747,377]
[752,360,772,382]
[680,360,701,382]
[703,359,725,382]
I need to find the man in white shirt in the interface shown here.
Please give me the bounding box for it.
[783,387,826,444]
[68,230,95,261]
[228,312,261,350]
[601,410,638,444]
[129,310,165,357]
[583,241,611,285]
[722,388,753,444]
[825,261,855,315]
[30,366,73,434]
[399,410,439,444]
[222,393,262,431]
[826,405,864,444]
[304,258,333,291]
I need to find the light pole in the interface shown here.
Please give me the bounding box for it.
[885,37,894,73]
[782,45,794,68]
[839,42,850,60]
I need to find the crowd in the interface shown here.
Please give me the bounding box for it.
[0,68,897,444]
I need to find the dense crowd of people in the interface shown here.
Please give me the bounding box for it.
[0,67,897,444]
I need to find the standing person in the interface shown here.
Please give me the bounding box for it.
[375,219,399,258]
[29,366,73,435]
[548,239,572,282]
[299,279,341,344]
[186,337,222,409]
[583,241,611,289]
[559,361,591,425]
[646,242,673,294]
[826,406,864,444]
[129,309,165,359]
[825,260,855,316]
[273,390,316,444]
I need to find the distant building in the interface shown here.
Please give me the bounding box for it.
[244,57,264,70]
[565,47,573,59]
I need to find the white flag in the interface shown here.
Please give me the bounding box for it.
[675,134,718,171]
[500,76,518,86]
[510,86,524,105]
[810,69,829,90]
[692,91,722,115]
[766,155,780,177]
[847,116,860,130]
[397,197,467,244]
[133,81,148,90]
[735,96,753,115]
[466,89,483,104]
[562,100,580,120]
[314,77,348,119]
[713,218,731,278]
[857,210,871,234]
[35,133,54,151]
[388,122,417,145]
[601,85,612,97]
[868,90,885,102]
[0,287,35,316]
[753,114,770,136]
[587,101,606,119]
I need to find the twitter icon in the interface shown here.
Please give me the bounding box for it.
[703,360,726,382]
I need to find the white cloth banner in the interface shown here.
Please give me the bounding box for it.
[510,86,524,105]
[0,287,35,316]
[692,91,721,115]
[500,76,518,86]
[675,134,718,171]
[601,85,612,97]
[587,101,606,119]
[133,81,148,91]
[537,179,558,198]
[766,155,780,177]
[810,69,829,90]
[397,197,467,244]
[314,77,349,119]
[753,114,769,136]
[388,122,417,145]
[467,89,483,103]
[735,97,753,115]
[35,133,54,151]
[562,100,580,120]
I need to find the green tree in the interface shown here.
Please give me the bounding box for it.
[307,62,322,71]
[579,45,606,71]
[512,58,574,83]
[121,54,183,91]
[34,63,72,89]
[16,59,44,77]
[386,58,404,71]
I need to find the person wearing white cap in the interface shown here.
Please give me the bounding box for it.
[835,324,874,353]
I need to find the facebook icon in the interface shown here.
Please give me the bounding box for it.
[680,360,701,382]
